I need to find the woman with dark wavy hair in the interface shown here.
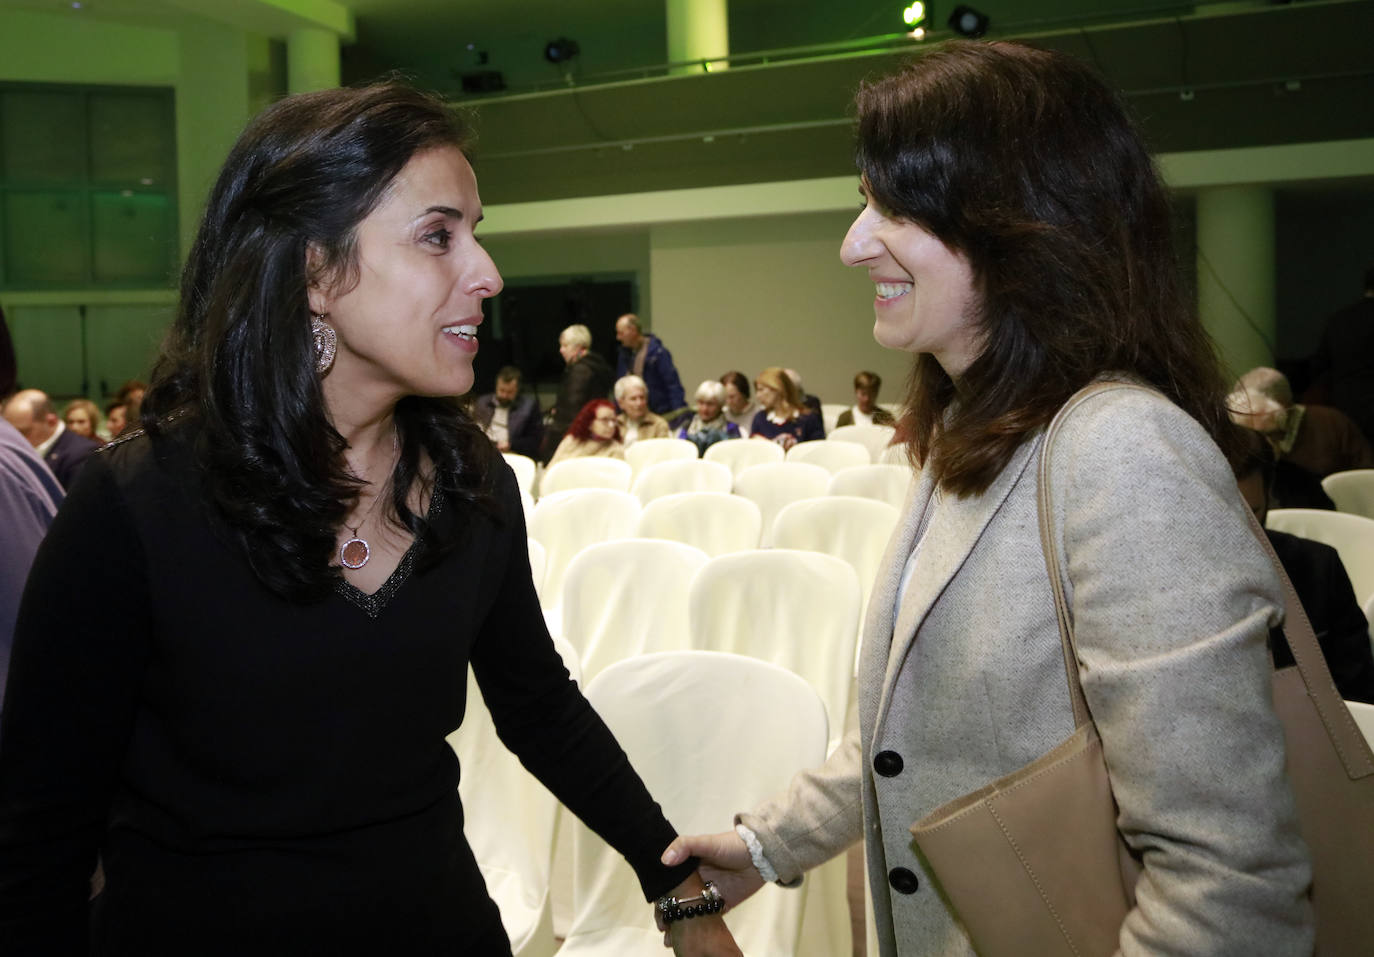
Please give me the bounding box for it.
[0,82,732,955]
[665,41,1312,955]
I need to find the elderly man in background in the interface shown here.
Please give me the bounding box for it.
[472,366,543,459]
[614,313,685,417]
[543,323,614,462]
[0,311,63,716]
[2,388,100,490]
[1230,366,1374,479]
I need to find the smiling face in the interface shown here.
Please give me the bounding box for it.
[841,189,981,376]
[590,404,618,440]
[309,146,501,414]
[754,382,779,412]
[620,382,648,421]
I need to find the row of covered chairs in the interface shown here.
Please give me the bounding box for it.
[450,648,838,956]
[504,426,905,499]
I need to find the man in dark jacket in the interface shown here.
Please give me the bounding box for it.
[2,389,99,490]
[542,324,613,462]
[614,313,684,416]
[472,366,543,459]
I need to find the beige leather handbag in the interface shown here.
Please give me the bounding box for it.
[909,382,1374,956]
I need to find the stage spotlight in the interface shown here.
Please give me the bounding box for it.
[948,5,989,37]
[544,38,580,64]
[901,2,927,29]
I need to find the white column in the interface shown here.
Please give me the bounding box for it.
[287,27,340,93]
[1196,185,1275,380]
[666,0,729,74]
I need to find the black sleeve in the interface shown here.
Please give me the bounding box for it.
[467,472,696,900]
[0,452,153,954]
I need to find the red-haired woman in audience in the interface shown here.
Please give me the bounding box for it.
[547,397,626,468]
[747,366,822,451]
[665,41,1311,955]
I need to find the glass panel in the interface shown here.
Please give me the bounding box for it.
[5,305,85,396]
[1,91,87,183]
[89,93,173,186]
[2,190,89,283]
[91,190,174,282]
[85,303,173,398]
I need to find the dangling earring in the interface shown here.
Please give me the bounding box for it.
[311,313,337,375]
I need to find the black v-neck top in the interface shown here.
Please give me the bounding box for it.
[0,430,692,954]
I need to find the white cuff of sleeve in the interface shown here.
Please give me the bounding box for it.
[734,823,780,884]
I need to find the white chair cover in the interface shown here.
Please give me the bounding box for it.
[560,539,710,683]
[635,492,763,557]
[559,651,829,957]
[1347,700,1374,749]
[629,458,733,505]
[624,437,699,478]
[686,549,861,753]
[827,463,913,511]
[527,537,547,602]
[503,451,538,496]
[821,402,847,435]
[785,439,871,474]
[1322,469,1374,520]
[528,489,641,613]
[1266,508,1374,606]
[703,438,783,480]
[732,462,830,547]
[828,423,897,463]
[685,552,861,956]
[447,633,581,957]
[521,490,535,528]
[539,457,632,497]
[772,496,901,635]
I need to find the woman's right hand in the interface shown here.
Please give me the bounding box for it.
[659,832,765,922]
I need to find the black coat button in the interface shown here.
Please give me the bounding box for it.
[873,750,904,777]
[889,867,920,894]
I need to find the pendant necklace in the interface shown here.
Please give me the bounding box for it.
[340,430,399,571]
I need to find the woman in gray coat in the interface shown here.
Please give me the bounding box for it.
[663,41,1313,956]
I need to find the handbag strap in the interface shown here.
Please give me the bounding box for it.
[1036,380,1374,780]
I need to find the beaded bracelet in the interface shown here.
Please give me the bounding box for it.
[657,879,725,924]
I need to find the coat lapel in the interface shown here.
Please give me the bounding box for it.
[868,434,1044,739]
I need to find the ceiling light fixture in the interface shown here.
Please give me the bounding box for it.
[948,5,990,38]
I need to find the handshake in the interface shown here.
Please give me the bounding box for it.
[652,830,764,956]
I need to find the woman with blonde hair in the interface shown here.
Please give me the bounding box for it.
[747,366,822,451]
[62,399,103,442]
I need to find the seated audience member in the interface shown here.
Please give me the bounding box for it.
[1236,429,1374,703]
[472,366,542,459]
[720,371,759,437]
[1232,367,1374,478]
[115,379,147,409]
[2,388,99,490]
[548,399,625,468]
[544,323,614,462]
[0,311,63,714]
[750,366,823,451]
[677,380,741,455]
[784,368,824,425]
[104,400,129,440]
[615,375,670,446]
[62,399,103,443]
[836,371,897,428]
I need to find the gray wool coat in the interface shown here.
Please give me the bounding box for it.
[740,384,1314,956]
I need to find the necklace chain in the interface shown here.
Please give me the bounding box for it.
[340,429,400,571]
